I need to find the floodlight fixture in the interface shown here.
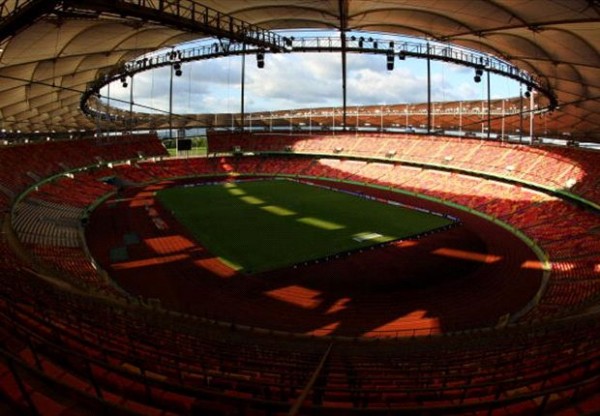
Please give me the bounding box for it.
[257,50,265,68]
[387,51,394,71]
[174,62,182,77]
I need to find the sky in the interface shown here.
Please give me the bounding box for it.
[101,32,522,116]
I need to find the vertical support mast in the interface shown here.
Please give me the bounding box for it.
[529,90,534,143]
[169,59,174,140]
[339,0,349,132]
[459,101,463,133]
[487,69,491,140]
[519,83,524,143]
[240,43,246,132]
[129,74,134,133]
[501,99,505,141]
[426,42,432,134]
[341,31,348,132]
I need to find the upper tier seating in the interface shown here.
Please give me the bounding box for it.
[207,132,600,206]
[0,134,167,204]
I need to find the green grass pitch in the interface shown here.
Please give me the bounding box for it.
[157,179,455,273]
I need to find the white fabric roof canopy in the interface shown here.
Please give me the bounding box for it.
[0,0,598,141]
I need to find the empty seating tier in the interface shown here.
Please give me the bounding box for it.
[0,133,599,414]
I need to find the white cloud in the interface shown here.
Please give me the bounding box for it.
[100,51,518,116]
[244,53,341,111]
[348,66,427,104]
[445,61,472,75]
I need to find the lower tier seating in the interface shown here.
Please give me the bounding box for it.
[1,141,599,414]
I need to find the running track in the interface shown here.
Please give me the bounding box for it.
[86,177,543,338]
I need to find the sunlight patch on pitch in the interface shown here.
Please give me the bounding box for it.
[297,216,345,230]
[239,195,265,205]
[261,205,297,216]
[227,188,246,196]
